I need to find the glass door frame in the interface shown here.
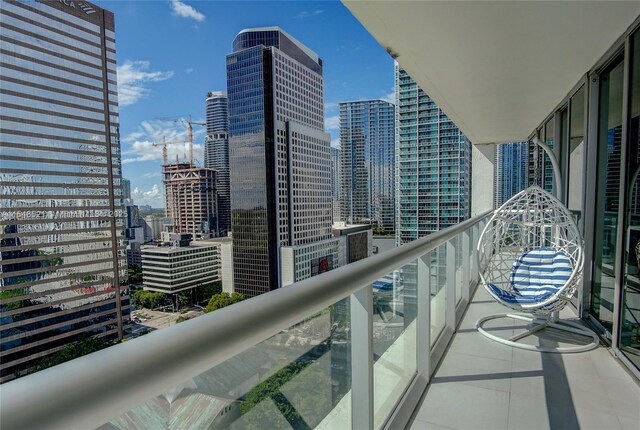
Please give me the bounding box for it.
[583,21,640,379]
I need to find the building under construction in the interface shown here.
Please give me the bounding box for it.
[163,163,218,240]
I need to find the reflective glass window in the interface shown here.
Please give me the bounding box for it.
[1,79,104,109]
[592,57,624,330]
[621,30,640,371]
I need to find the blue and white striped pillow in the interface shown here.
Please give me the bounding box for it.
[510,248,572,299]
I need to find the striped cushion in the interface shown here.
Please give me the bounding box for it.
[487,248,572,306]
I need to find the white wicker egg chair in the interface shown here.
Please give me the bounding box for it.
[475,185,599,353]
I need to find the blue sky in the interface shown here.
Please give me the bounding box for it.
[94,0,394,207]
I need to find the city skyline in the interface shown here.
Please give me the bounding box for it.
[92,1,394,208]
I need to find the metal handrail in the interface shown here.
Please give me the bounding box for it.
[0,210,491,430]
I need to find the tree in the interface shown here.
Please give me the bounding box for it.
[204,292,245,313]
[133,290,166,309]
[240,358,332,429]
[127,266,143,285]
[33,336,111,372]
[176,291,190,309]
[194,281,222,303]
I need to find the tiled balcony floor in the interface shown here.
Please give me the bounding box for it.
[409,286,640,430]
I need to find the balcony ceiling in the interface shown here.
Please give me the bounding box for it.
[343,1,640,144]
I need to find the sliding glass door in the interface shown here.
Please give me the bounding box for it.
[620,30,640,371]
[592,56,624,331]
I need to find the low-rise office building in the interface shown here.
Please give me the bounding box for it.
[141,242,219,295]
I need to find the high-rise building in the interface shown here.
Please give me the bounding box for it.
[122,178,131,201]
[163,163,217,240]
[204,91,231,235]
[124,200,144,244]
[339,100,395,232]
[395,66,471,245]
[227,27,332,297]
[143,216,163,241]
[494,142,528,208]
[331,146,341,222]
[205,91,228,135]
[0,0,128,381]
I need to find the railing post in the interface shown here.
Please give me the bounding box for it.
[351,286,373,430]
[417,253,432,379]
[461,230,470,303]
[446,239,457,329]
[471,224,479,283]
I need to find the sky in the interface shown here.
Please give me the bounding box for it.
[94,0,394,208]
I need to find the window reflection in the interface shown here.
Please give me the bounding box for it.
[592,58,624,330]
[621,30,640,370]
[568,86,586,232]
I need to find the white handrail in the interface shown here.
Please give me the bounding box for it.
[0,211,491,430]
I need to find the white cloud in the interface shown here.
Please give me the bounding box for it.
[117,61,174,107]
[325,115,340,131]
[185,68,194,74]
[331,137,340,149]
[324,101,339,112]
[170,0,205,22]
[131,185,164,207]
[382,89,395,104]
[296,10,323,19]
[122,119,205,165]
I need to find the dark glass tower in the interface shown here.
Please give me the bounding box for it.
[204,91,230,235]
[227,27,331,297]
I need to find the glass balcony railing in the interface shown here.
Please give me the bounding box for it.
[0,211,491,430]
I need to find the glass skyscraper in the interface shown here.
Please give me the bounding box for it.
[204,91,230,235]
[0,0,127,381]
[339,100,395,233]
[226,27,331,297]
[494,142,528,208]
[395,66,471,245]
[331,145,341,222]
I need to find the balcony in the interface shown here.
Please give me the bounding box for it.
[2,211,638,430]
[410,286,640,429]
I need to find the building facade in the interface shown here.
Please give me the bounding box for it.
[204,91,231,235]
[331,145,341,222]
[124,200,144,244]
[122,178,131,201]
[163,163,217,240]
[395,66,471,245]
[227,27,332,297]
[494,142,528,208]
[280,237,344,287]
[0,0,128,381]
[143,216,163,242]
[141,241,219,295]
[339,100,395,233]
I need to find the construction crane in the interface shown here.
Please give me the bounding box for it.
[174,115,206,166]
[154,115,206,166]
[151,137,188,166]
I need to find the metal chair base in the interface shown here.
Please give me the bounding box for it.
[476,313,599,353]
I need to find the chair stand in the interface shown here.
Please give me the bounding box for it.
[476,313,599,353]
